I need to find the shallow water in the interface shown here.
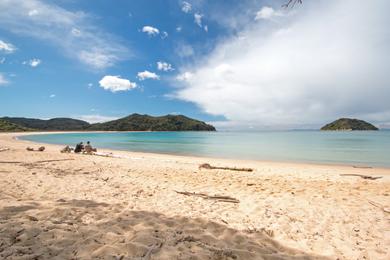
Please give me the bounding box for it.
[21,130,390,167]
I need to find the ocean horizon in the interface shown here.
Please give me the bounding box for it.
[20,130,390,168]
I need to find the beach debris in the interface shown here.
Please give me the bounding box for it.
[352,165,373,169]
[0,161,22,164]
[368,200,390,214]
[61,146,73,153]
[26,146,45,152]
[175,191,240,203]
[34,159,74,164]
[340,174,382,180]
[199,163,253,172]
[0,147,10,152]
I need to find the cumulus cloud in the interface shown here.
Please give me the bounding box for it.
[0,0,129,69]
[137,70,160,81]
[99,75,137,92]
[181,1,192,13]
[157,61,174,71]
[142,26,160,36]
[23,58,41,67]
[194,13,203,27]
[174,0,390,128]
[0,73,8,85]
[255,6,283,20]
[0,40,16,53]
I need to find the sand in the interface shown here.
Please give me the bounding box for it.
[0,132,389,259]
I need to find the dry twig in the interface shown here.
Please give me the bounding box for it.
[175,191,240,203]
[199,163,253,172]
[340,174,382,180]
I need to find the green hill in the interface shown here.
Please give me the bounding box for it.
[88,114,216,131]
[0,117,90,131]
[0,119,32,132]
[0,114,216,132]
[321,118,378,131]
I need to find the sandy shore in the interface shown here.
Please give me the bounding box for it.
[0,132,389,259]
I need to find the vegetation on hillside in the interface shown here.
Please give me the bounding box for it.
[0,119,32,132]
[321,118,378,131]
[0,117,90,131]
[0,114,216,132]
[89,114,216,131]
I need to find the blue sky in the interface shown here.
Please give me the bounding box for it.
[1,0,389,129]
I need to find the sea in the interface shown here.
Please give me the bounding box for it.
[20,130,390,167]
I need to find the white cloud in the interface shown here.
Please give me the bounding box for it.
[28,9,38,16]
[194,13,203,27]
[176,43,194,57]
[49,94,55,98]
[157,61,174,71]
[255,6,283,20]
[176,26,182,32]
[0,40,16,53]
[137,70,160,81]
[99,75,137,92]
[87,82,93,88]
[23,58,41,67]
[142,26,159,36]
[204,25,208,32]
[161,31,168,39]
[0,57,5,64]
[181,1,192,13]
[174,0,390,128]
[71,27,81,36]
[0,0,129,69]
[176,71,193,81]
[0,73,8,85]
[76,114,119,123]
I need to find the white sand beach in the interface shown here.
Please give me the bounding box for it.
[0,132,389,259]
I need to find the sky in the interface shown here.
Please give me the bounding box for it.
[0,0,389,129]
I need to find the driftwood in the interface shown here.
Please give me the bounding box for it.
[368,200,390,214]
[175,191,240,203]
[340,174,382,180]
[0,161,22,164]
[199,163,253,172]
[0,148,10,152]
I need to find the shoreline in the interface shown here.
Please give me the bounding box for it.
[1,131,389,259]
[12,131,390,172]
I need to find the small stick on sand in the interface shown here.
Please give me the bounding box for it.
[34,159,75,163]
[0,161,22,164]
[199,163,253,172]
[340,174,382,180]
[175,191,240,203]
[368,200,390,214]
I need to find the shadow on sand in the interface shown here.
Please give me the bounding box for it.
[0,199,329,259]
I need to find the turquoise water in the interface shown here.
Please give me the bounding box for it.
[20,131,390,167]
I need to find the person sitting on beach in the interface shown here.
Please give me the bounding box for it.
[84,141,94,154]
[74,142,84,153]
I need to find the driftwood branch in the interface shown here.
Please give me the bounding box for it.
[199,163,253,172]
[175,191,240,203]
[368,200,390,214]
[340,174,382,180]
[0,161,22,164]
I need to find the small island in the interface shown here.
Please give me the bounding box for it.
[321,118,378,131]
